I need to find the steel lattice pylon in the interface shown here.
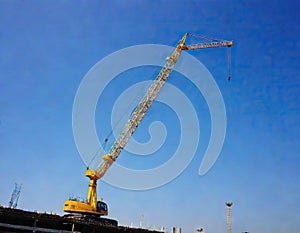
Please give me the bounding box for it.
[8,183,21,209]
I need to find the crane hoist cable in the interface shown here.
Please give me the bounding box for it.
[227,46,232,81]
[186,33,233,80]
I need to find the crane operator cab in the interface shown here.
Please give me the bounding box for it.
[97,200,108,215]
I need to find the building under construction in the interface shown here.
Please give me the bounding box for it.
[0,206,160,233]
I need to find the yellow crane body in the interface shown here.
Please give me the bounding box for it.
[64,169,108,216]
[63,33,233,216]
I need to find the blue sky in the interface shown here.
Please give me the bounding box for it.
[0,0,299,233]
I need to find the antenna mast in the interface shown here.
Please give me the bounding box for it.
[8,183,22,209]
[226,202,233,233]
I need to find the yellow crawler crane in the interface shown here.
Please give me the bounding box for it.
[64,33,233,217]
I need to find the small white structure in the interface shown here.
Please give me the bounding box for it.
[172,227,181,233]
